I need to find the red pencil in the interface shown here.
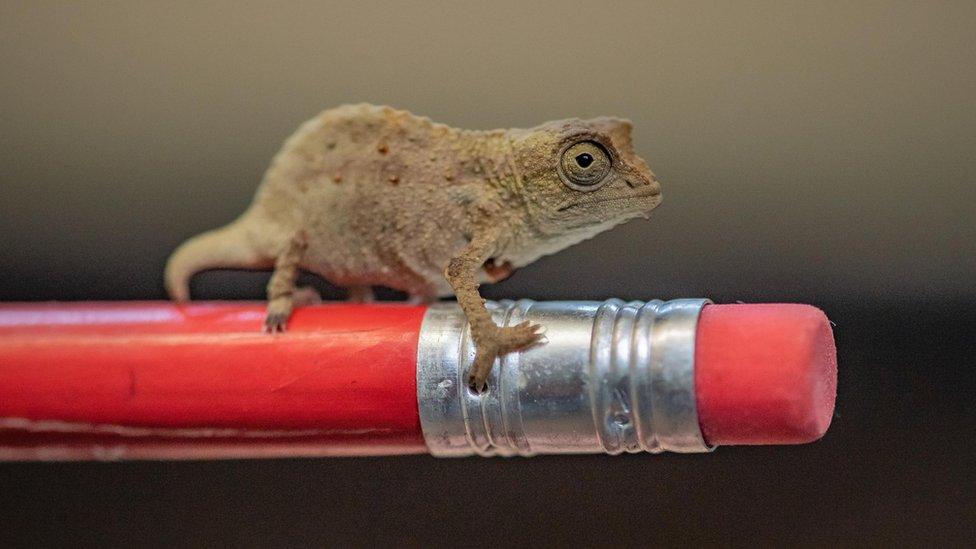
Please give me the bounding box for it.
[0,299,836,461]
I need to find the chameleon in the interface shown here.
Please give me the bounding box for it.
[164,104,662,391]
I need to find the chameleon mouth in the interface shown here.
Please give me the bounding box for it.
[556,188,661,212]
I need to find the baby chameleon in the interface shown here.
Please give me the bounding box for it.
[165,104,662,391]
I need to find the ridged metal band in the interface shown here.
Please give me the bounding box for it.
[416,299,714,457]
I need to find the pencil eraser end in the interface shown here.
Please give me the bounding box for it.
[695,304,837,446]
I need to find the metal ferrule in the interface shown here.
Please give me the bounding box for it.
[416,299,715,457]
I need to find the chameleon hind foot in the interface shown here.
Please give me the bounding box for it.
[263,297,293,333]
[263,286,321,333]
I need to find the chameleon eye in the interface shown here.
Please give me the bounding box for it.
[559,141,611,190]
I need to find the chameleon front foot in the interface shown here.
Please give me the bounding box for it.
[467,321,544,392]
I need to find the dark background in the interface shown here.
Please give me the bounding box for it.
[1,1,973,546]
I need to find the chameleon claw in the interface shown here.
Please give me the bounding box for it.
[497,320,544,350]
[467,372,488,394]
[263,312,289,333]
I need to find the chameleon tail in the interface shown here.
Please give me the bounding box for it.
[164,214,272,302]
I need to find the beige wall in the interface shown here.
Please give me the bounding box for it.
[1,1,973,303]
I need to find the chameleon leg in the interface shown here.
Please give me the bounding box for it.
[347,286,375,303]
[445,234,543,392]
[292,285,322,306]
[406,293,436,305]
[264,233,308,332]
[483,258,515,283]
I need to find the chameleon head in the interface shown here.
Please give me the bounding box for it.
[510,117,662,235]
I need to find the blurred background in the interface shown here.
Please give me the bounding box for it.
[0,1,973,546]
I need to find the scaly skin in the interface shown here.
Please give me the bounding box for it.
[165,104,662,391]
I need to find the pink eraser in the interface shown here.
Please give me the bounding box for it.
[695,304,837,446]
